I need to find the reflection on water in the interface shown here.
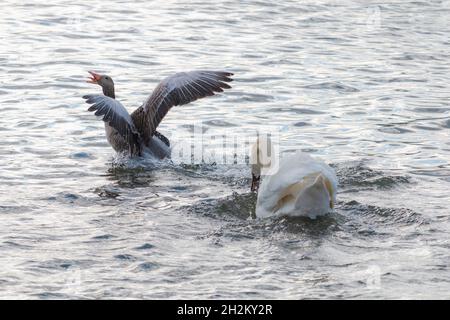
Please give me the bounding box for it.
[0,0,449,299]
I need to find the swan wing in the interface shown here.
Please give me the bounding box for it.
[256,151,337,218]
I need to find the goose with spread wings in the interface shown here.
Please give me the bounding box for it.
[83,70,233,158]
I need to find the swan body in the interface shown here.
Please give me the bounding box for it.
[251,137,337,219]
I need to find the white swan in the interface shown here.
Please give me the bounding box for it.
[250,136,338,219]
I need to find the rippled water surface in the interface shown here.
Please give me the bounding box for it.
[1,0,449,299]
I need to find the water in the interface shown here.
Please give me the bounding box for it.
[0,0,449,299]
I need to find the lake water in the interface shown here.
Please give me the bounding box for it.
[0,0,449,299]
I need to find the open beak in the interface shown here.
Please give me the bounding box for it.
[86,71,101,84]
[251,174,260,192]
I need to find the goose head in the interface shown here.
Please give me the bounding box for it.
[250,135,274,192]
[86,71,115,99]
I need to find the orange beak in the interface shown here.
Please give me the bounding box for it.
[86,71,101,84]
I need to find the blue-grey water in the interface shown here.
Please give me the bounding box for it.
[0,0,449,299]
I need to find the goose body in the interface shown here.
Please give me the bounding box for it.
[83,70,233,158]
[251,137,337,219]
[104,123,170,158]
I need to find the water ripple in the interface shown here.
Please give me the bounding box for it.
[0,0,449,299]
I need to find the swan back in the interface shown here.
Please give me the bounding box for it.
[256,151,337,219]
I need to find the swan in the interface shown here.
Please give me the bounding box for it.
[250,136,338,219]
[83,70,233,158]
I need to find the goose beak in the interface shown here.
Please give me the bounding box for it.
[86,71,101,84]
[251,174,260,192]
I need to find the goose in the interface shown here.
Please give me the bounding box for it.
[250,136,338,219]
[83,70,233,158]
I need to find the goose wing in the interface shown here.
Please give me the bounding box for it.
[131,70,233,145]
[83,94,141,154]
